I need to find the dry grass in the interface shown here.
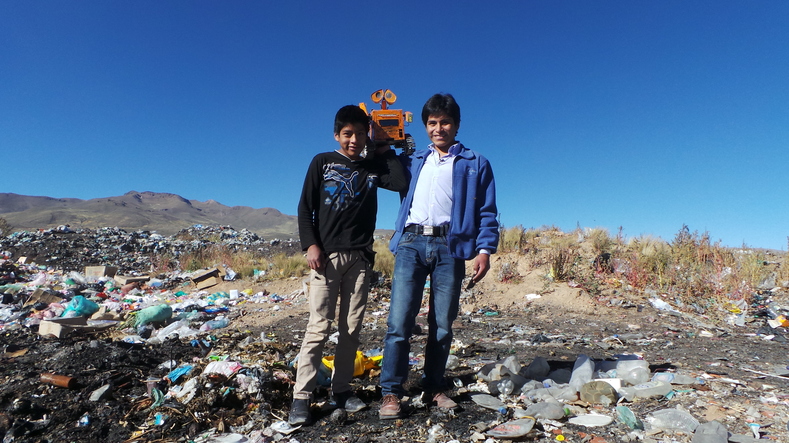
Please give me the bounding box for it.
[150,245,307,280]
[373,240,395,278]
[496,224,786,321]
[500,225,527,253]
[148,225,787,324]
[266,253,309,279]
[0,217,12,238]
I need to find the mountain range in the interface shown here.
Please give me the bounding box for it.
[0,191,298,238]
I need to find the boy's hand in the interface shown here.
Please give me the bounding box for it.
[307,244,325,271]
[471,253,490,283]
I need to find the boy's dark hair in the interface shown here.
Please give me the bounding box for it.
[334,105,370,134]
[421,93,461,126]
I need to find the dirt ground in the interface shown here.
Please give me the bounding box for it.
[2,255,789,442]
[220,260,789,442]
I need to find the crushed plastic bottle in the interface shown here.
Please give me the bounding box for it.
[646,408,700,433]
[523,401,566,420]
[652,372,699,385]
[470,393,508,414]
[619,380,673,401]
[200,316,229,331]
[445,354,460,370]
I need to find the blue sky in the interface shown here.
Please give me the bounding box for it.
[2,1,787,250]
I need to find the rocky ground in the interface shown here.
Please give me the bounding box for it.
[1,228,788,442]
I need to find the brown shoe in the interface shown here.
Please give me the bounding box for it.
[378,394,402,420]
[432,392,458,409]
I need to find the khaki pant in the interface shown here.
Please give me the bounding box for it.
[293,250,370,399]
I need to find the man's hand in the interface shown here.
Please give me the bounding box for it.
[471,253,490,283]
[306,244,325,271]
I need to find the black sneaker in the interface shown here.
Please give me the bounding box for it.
[288,398,311,425]
[333,390,367,413]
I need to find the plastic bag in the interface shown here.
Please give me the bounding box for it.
[61,295,99,318]
[133,304,173,327]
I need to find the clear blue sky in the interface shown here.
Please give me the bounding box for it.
[2,1,787,250]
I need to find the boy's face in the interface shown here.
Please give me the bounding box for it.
[425,113,458,151]
[334,123,368,160]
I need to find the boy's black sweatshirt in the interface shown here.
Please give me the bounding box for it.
[298,149,406,259]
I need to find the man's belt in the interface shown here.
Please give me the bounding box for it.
[404,224,449,236]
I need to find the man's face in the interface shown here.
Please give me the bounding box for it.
[334,123,368,160]
[425,113,458,151]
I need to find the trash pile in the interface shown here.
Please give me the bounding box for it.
[0,224,299,273]
[1,226,788,442]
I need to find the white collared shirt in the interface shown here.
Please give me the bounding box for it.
[405,144,457,227]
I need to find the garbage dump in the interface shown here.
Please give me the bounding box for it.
[1,226,788,442]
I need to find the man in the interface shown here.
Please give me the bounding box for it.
[379,93,499,419]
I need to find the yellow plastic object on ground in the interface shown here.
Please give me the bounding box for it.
[322,351,382,378]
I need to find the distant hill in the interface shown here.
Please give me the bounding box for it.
[0,191,298,238]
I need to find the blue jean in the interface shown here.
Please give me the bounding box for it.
[380,232,465,397]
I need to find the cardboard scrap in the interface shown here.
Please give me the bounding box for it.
[85,266,118,278]
[191,267,223,290]
[114,275,150,285]
[39,317,118,338]
[24,288,63,307]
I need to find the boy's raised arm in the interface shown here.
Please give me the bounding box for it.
[375,149,408,193]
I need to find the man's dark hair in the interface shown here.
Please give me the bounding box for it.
[421,93,461,126]
[334,105,370,134]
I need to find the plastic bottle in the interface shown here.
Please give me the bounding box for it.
[498,378,515,396]
[652,372,698,385]
[596,355,651,386]
[200,317,229,331]
[445,354,460,370]
[523,385,578,403]
[618,361,651,386]
[569,354,594,393]
[619,381,672,401]
[470,394,508,414]
[691,420,728,443]
[523,401,566,420]
[646,408,700,433]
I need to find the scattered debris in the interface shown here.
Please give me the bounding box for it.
[0,226,788,442]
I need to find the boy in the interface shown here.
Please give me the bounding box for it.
[378,93,499,419]
[289,105,407,425]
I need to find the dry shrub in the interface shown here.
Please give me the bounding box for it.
[373,240,395,278]
[547,235,578,282]
[0,218,12,237]
[780,238,789,284]
[612,226,766,318]
[500,225,527,253]
[586,227,613,255]
[624,235,671,288]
